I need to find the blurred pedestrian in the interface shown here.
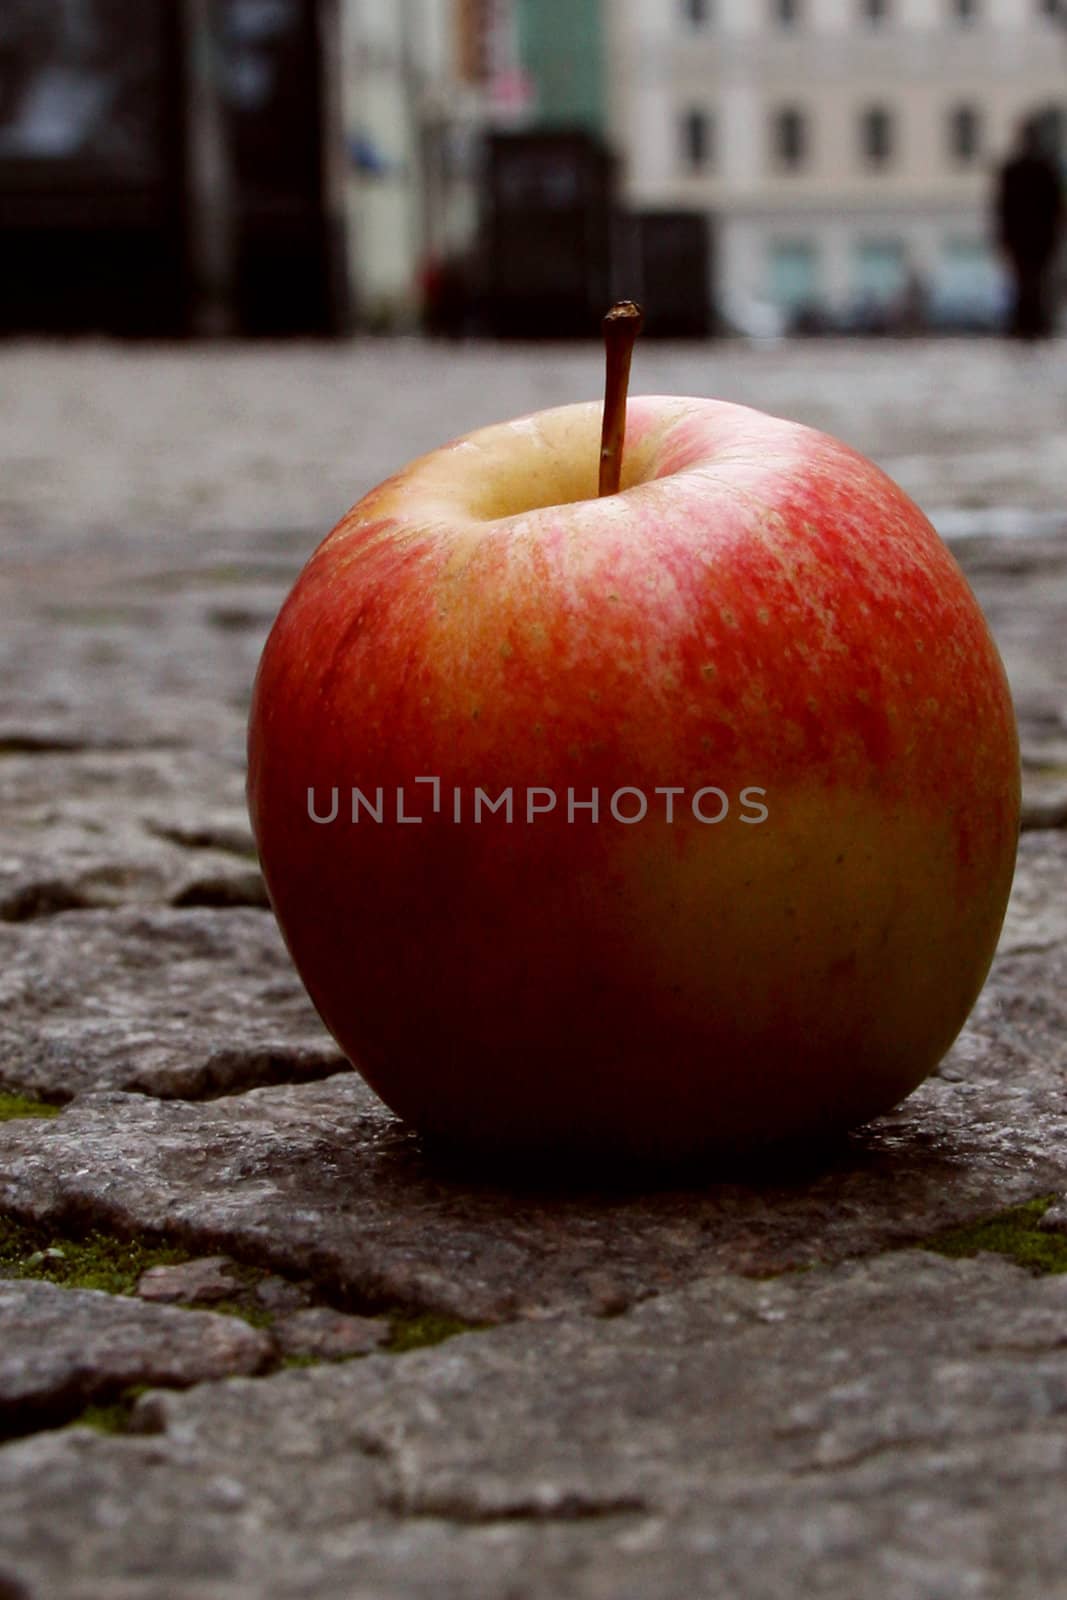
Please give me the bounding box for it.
[994,121,1065,340]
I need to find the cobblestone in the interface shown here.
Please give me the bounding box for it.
[0,832,1064,1325]
[0,908,346,1101]
[0,337,1065,1598]
[2,339,1065,545]
[1,1254,1066,1598]
[0,1278,271,1439]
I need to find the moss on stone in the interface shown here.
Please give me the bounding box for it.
[0,1216,287,1332]
[385,1310,483,1353]
[0,1214,190,1295]
[208,1297,275,1330]
[918,1195,1067,1274]
[67,1385,149,1436]
[0,1092,62,1122]
[0,1215,487,1358]
[72,1400,133,1435]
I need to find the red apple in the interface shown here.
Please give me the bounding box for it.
[247,394,1019,1162]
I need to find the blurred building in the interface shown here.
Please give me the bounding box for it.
[482,127,618,335]
[7,1,1060,340]
[0,0,350,337]
[515,0,606,133]
[341,0,561,328]
[218,0,349,336]
[606,0,1067,333]
[464,0,634,336]
[0,2,190,335]
[342,0,470,326]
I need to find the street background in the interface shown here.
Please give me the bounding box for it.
[2,1,1066,339]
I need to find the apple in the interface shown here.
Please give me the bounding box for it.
[247,350,1019,1163]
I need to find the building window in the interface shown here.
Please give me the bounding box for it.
[768,239,819,313]
[773,0,801,25]
[681,108,712,171]
[860,106,894,168]
[682,0,711,23]
[773,107,809,170]
[862,0,890,20]
[937,237,997,320]
[854,238,907,307]
[952,0,978,21]
[948,104,982,164]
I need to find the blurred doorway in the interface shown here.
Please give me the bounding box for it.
[0,0,187,334]
[0,0,349,337]
[217,0,349,336]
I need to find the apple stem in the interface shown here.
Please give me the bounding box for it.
[599,300,645,498]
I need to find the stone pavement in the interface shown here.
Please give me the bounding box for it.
[0,337,1066,1599]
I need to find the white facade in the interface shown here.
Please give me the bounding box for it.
[340,0,489,326]
[605,0,1067,329]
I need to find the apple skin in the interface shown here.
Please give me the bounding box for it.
[247,396,1020,1163]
